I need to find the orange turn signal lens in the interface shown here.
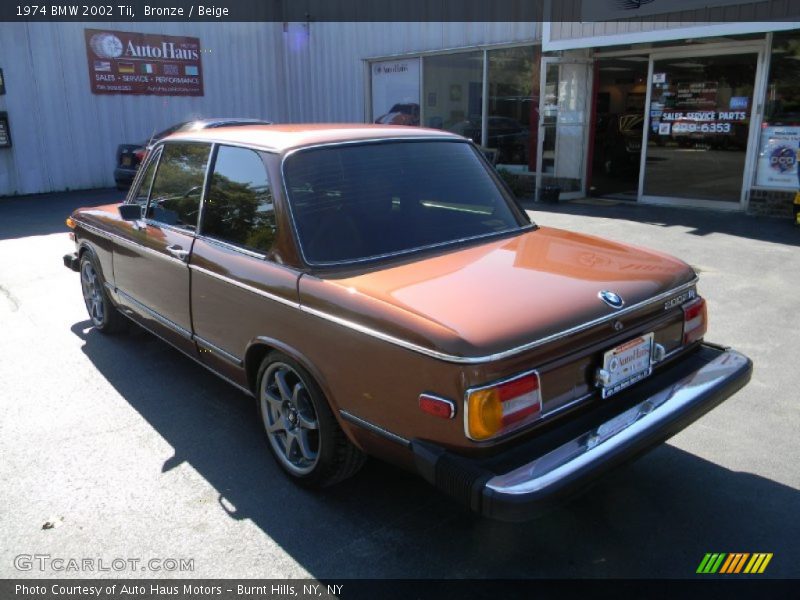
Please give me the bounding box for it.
[466,372,542,441]
[65,217,76,229]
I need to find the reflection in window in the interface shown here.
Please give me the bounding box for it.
[765,32,800,124]
[202,146,276,253]
[147,143,211,230]
[423,51,484,133]
[487,46,540,171]
[283,140,524,264]
[132,150,159,206]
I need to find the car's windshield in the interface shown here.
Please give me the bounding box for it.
[282,140,528,265]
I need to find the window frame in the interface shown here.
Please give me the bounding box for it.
[144,140,213,234]
[125,145,163,209]
[279,137,534,269]
[196,143,278,259]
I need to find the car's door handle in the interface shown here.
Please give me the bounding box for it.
[166,244,190,261]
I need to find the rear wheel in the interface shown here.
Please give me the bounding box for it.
[79,253,127,334]
[257,352,365,487]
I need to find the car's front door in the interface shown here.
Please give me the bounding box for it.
[113,141,212,354]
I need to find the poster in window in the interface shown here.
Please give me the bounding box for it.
[84,29,203,96]
[755,126,800,189]
[371,58,420,126]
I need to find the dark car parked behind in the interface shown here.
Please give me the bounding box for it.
[114,118,272,189]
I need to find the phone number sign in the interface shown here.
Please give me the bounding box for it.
[84,29,203,96]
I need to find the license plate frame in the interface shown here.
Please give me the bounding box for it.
[599,332,654,399]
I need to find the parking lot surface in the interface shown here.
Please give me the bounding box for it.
[1,189,798,578]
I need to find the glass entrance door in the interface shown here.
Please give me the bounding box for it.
[643,51,761,205]
[537,58,592,198]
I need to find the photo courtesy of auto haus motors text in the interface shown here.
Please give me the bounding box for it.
[13,583,343,598]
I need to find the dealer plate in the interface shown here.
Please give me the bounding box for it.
[599,332,654,399]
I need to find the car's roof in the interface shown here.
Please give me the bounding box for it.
[166,123,462,153]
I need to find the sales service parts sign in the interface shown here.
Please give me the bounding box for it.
[85,29,203,96]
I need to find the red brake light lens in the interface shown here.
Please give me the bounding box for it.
[682,297,707,345]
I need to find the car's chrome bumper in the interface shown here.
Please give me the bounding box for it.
[412,343,752,522]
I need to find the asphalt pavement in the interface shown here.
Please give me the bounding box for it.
[0,189,798,579]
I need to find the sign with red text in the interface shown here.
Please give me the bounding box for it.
[85,29,203,96]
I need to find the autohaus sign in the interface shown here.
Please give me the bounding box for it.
[84,28,203,96]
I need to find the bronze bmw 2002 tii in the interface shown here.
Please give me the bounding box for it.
[64,124,751,521]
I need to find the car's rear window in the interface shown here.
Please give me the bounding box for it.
[282,140,526,265]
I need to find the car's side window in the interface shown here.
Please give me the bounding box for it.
[131,148,161,206]
[201,145,277,253]
[146,142,211,231]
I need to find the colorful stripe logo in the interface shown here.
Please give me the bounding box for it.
[696,553,773,574]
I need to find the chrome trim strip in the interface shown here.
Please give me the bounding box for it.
[77,220,190,267]
[124,145,162,205]
[485,349,749,496]
[163,136,279,154]
[194,142,216,237]
[188,264,300,309]
[302,278,699,365]
[195,234,268,260]
[279,137,532,268]
[117,310,254,398]
[195,335,243,367]
[339,410,411,447]
[114,287,193,341]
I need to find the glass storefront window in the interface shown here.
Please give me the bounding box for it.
[754,31,800,190]
[371,58,420,126]
[486,46,540,172]
[422,51,484,134]
[644,52,758,202]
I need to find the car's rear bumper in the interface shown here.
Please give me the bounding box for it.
[411,343,752,522]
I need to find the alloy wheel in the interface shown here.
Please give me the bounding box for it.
[260,362,320,475]
[80,260,105,327]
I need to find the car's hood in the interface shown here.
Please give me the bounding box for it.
[299,227,696,358]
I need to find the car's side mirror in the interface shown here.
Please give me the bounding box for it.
[118,203,143,221]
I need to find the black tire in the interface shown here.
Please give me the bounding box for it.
[79,252,128,334]
[256,351,365,488]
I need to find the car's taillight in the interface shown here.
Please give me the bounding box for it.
[682,297,707,345]
[466,371,542,441]
[133,149,145,162]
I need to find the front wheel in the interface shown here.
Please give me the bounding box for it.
[257,352,365,487]
[79,253,128,334]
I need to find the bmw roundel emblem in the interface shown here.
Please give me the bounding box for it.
[599,290,625,309]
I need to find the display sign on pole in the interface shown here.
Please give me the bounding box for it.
[371,58,420,126]
[755,126,800,189]
[84,29,203,96]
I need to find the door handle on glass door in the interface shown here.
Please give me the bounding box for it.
[166,245,189,261]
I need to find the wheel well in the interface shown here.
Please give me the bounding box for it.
[244,342,277,394]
